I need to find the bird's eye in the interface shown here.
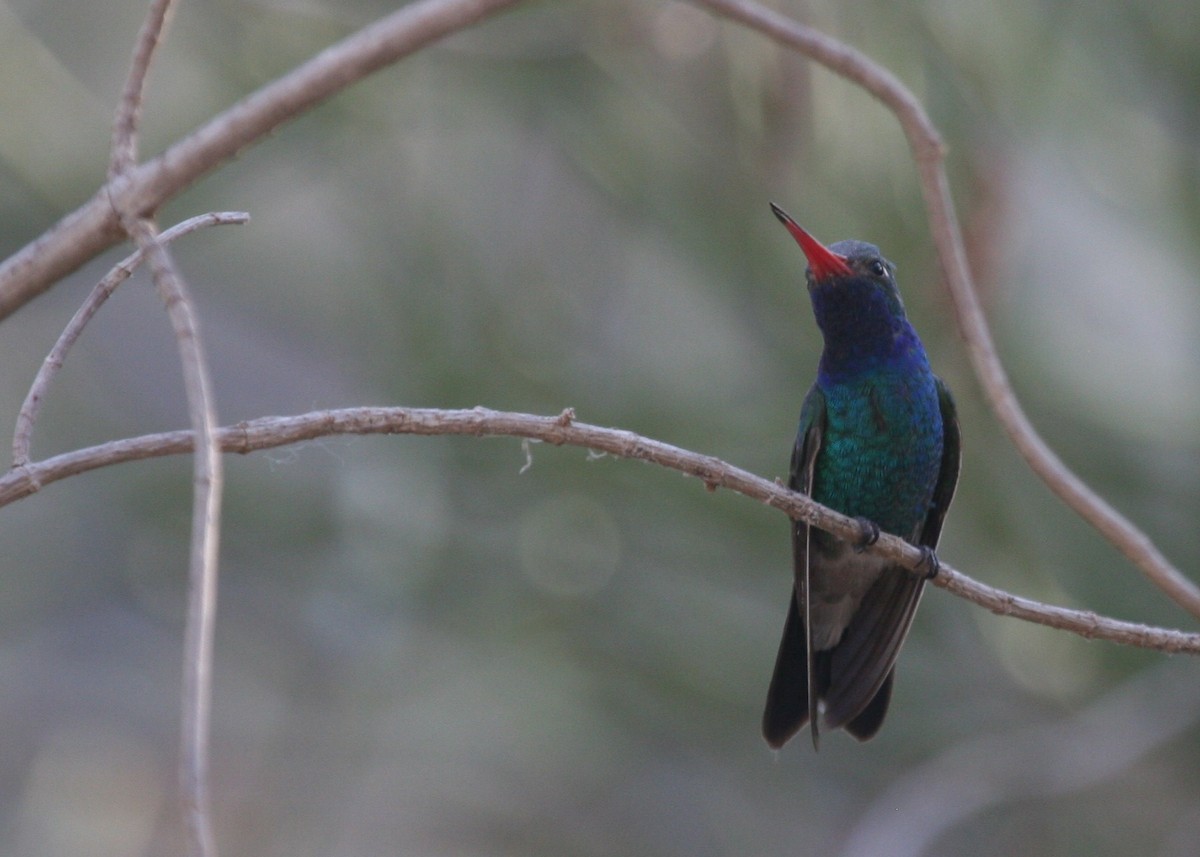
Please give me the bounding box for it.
[867,259,888,278]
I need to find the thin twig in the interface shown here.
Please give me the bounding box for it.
[12,211,248,469]
[2,406,1197,654]
[110,0,176,179]
[690,0,1200,619]
[111,4,220,854]
[0,0,526,320]
[127,219,224,857]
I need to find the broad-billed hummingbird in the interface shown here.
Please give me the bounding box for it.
[762,204,961,749]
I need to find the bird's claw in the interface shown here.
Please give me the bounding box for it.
[852,517,880,552]
[916,546,940,580]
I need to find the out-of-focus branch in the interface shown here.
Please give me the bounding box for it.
[12,211,248,468]
[841,658,1200,857]
[109,0,175,178]
[123,218,224,857]
[3,406,1198,655]
[690,0,1200,621]
[109,4,220,854]
[0,0,524,320]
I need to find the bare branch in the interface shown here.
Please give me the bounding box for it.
[12,211,248,469]
[110,0,177,178]
[108,3,223,850]
[690,0,1200,619]
[0,0,525,320]
[125,217,223,857]
[12,216,247,857]
[3,406,1197,654]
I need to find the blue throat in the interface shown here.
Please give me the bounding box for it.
[810,276,930,384]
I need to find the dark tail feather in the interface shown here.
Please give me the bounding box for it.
[801,525,819,750]
[762,598,896,746]
[842,669,894,741]
[762,595,809,749]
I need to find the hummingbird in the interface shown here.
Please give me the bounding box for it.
[762,203,961,749]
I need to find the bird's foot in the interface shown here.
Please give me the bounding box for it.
[852,517,880,553]
[915,546,940,580]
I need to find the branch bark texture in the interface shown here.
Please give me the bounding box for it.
[5,406,1197,655]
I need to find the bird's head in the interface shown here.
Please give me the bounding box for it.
[770,202,918,373]
[770,201,907,314]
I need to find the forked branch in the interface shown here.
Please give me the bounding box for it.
[0,0,524,319]
[12,211,248,468]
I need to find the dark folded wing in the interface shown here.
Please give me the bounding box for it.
[920,377,962,549]
[823,376,961,733]
[822,567,924,731]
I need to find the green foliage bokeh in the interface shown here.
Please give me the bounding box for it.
[0,1,1197,855]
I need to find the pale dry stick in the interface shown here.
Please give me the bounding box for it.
[110,3,220,853]
[12,211,249,469]
[110,0,177,178]
[691,0,1200,620]
[0,0,525,319]
[128,218,224,857]
[1,406,1197,655]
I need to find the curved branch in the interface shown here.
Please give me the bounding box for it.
[110,5,222,851]
[4,406,1198,654]
[127,217,224,857]
[12,211,248,468]
[690,0,1200,619]
[0,0,524,320]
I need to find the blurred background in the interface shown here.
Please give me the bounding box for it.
[0,0,1198,854]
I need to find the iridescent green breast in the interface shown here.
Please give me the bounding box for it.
[812,368,944,539]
